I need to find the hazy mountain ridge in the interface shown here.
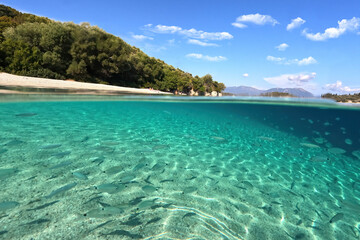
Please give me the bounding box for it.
[225,86,314,97]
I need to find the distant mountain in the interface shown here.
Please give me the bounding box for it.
[224,86,263,96]
[225,86,314,97]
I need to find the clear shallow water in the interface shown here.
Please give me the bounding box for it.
[0,95,360,240]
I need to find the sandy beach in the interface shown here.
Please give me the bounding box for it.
[0,73,171,95]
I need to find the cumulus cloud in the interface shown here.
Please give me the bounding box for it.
[324,81,360,93]
[267,56,285,62]
[287,17,306,31]
[186,53,227,62]
[276,43,289,51]
[267,56,317,65]
[132,34,154,41]
[188,39,219,47]
[146,24,233,40]
[232,13,279,28]
[303,17,360,41]
[243,73,249,77]
[264,72,316,88]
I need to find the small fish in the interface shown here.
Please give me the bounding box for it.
[291,181,296,190]
[146,217,161,225]
[0,168,19,179]
[0,149,8,154]
[84,207,123,218]
[183,212,197,219]
[129,196,145,206]
[211,136,225,141]
[51,151,71,158]
[144,175,152,184]
[45,182,77,198]
[89,220,113,233]
[186,176,197,181]
[183,187,197,194]
[0,201,20,211]
[81,136,90,142]
[285,189,298,196]
[95,183,124,194]
[72,172,88,180]
[315,209,322,219]
[49,161,71,169]
[25,218,51,225]
[121,218,142,226]
[25,176,36,181]
[236,186,247,190]
[27,200,59,211]
[300,143,320,148]
[84,195,102,204]
[271,201,281,205]
[5,139,24,146]
[329,213,344,223]
[40,144,62,150]
[258,136,275,141]
[160,179,173,183]
[0,231,8,235]
[15,113,37,117]
[102,230,142,239]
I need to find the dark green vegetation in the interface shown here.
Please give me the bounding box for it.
[321,93,360,103]
[260,92,295,97]
[0,5,225,94]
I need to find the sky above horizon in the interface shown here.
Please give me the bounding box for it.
[2,0,360,95]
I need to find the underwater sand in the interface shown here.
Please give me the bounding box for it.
[0,96,360,240]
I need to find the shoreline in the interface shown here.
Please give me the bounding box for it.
[0,73,172,95]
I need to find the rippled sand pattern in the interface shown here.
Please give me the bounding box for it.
[0,101,360,240]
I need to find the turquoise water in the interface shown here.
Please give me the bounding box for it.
[0,95,360,240]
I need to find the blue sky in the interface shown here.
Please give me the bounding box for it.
[2,0,360,95]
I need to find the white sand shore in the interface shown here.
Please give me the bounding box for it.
[0,73,172,95]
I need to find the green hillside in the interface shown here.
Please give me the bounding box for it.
[0,4,225,94]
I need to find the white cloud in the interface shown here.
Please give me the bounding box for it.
[287,17,306,31]
[132,34,154,41]
[186,53,227,62]
[267,56,317,65]
[232,13,279,28]
[267,56,285,62]
[276,43,289,51]
[297,56,317,65]
[188,39,219,47]
[232,22,247,28]
[303,17,360,41]
[264,72,317,88]
[324,81,360,93]
[243,73,249,77]
[146,24,233,40]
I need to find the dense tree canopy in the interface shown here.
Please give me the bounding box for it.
[0,4,225,94]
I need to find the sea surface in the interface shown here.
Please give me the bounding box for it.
[0,95,360,240]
